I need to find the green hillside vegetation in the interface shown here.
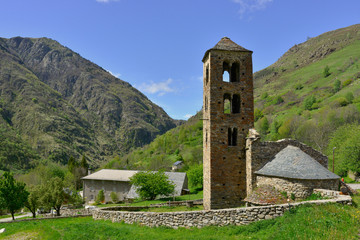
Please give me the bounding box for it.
[0,37,178,171]
[104,112,203,172]
[113,24,360,177]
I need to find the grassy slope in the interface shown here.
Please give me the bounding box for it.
[1,195,360,239]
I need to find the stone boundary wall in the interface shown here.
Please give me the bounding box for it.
[93,194,352,228]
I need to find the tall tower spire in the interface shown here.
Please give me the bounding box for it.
[202,37,254,210]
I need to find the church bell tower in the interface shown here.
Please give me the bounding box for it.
[202,37,254,210]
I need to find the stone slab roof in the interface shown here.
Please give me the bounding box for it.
[255,145,339,180]
[202,37,251,62]
[82,169,139,181]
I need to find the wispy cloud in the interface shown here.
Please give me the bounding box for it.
[139,78,175,96]
[107,70,121,78]
[232,0,273,18]
[184,114,193,120]
[96,0,119,3]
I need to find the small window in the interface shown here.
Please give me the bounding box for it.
[228,128,237,146]
[230,62,240,82]
[232,94,241,113]
[223,62,230,82]
[224,94,231,114]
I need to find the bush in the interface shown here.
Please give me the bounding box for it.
[304,95,316,110]
[96,190,105,203]
[295,83,303,90]
[323,65,331,78]
[345,92,354,103]
[110,192,118,203]
[335,97,349,107]
[333,79,341,93]
[254,108,264,122]
[342,78,353,87]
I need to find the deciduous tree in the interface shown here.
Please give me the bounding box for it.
[130,171,175,200]
[0,172,29,220]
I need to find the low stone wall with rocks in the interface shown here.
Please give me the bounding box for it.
[60,208,94,217]
[256,176,339,199]
[93,194,352,228]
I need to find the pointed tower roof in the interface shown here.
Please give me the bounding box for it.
[255,145,339,180]
[202,37,252,62]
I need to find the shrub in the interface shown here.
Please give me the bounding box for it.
[342,78,353,87]
[254,108,264,122]
[110,192,118,203]
[345,92,354,103]
[304,95,316,110]
[323,65,331,78]
[96,190,105,203]
[333,79,341,93]
[295,83,303,90]
[335,97,349,107]
[273,96,284,105]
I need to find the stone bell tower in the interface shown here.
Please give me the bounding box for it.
[202,37,254,210]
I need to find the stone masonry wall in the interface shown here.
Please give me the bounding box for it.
[246,135,329,196]
[203,48,254,210]
[256,176,339,199]
[93,195,351,228]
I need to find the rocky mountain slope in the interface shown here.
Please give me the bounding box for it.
[0,37,178,169]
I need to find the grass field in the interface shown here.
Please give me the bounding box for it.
[0,195,359,240]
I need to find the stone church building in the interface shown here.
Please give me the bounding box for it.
[202,37,339,210]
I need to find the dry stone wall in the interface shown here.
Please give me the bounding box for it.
[256,176,339,199]
[93,195,351,228]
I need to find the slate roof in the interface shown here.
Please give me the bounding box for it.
[255,145,339,180]
[81,169,139,181]
[202,37,251,62]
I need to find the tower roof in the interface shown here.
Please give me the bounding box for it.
[202,37,252,62]
[255,145,339,180]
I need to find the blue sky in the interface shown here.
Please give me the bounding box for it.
[1,0,360,120]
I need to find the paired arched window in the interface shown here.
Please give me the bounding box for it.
[222,61,240,83]
[224,93,241,114]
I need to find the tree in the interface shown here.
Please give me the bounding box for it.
[187,164,203,190]
[68,155,77,173]
[24,185,42,218]
[40,177,65,216]
[0,172,29,220]
[323,65,331,78]
[130,171,175,200]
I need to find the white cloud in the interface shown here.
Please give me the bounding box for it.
[107,70,121,78]
[96,0,119,3]
[232,0,273,17]
[184,114,193,120]
[139,78,175,96]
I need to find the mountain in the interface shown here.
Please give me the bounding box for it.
[113,24,360,173]
[0,37,178,170]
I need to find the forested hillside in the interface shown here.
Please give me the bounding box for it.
[113,24,360,177]
[0,37,178,170]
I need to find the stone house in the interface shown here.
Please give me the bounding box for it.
[82,169,188,203]
[202,37,340,210]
